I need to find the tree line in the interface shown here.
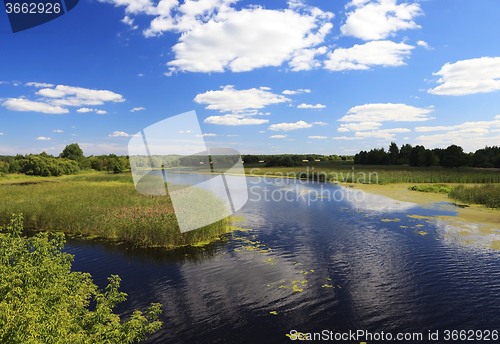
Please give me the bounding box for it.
[354,143,500,168]
[0,143,130,177]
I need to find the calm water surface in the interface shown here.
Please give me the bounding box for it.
[64,175,500,343]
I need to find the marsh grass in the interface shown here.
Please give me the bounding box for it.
[408,184,454,194]
[449,184,500,208]
[0,177,230,248]
[243,163,500,184]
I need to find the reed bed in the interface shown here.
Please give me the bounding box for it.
[449,184,500,208]
[244,163,500,184]
[0,178,230,248]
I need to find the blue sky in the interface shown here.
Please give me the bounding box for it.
[1,0,500,156]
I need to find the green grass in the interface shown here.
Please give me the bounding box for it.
[0,175,231,248]
[408,184,454,194]
[449,184,500,208]
[243,162,500,184]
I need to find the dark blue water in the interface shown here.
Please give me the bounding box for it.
[64,176,500,343]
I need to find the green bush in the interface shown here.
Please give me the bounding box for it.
[0,213,162,343]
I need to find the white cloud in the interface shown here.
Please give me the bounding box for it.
[297,103,326,109]
[226,134,239,137]
[339,103,434,122]
[52,129,63,133]
[179,130,192,133]
[308,136,327,139]
[312,121,328,126]
[338,122,382,132]
[36,85,124,107]
[269,120,312,131]
[76,108,107,114]
[415,117,500,132]
[2,98,69,114]
[197,133,217,137]
[270,135,287,138]
[77,108,96,113]
[25,82,55,88]
[260,86,271,90]
[130,106,146,112]
[121,15,135,26]
[282,89,311,95]
[354,128,410,140]
[36,137,51,140]
[415,129,500,152]
[204,115,269,126]
[417,40,432,50]
[428,57,500,96]
[341,0,423,41]
[0,133,4,135]
[331,136,363,140]
[324,40,414,71]
[135,1,334,73]
[109,131,131,137]
[194,85,290,113]
[288,46,328,71]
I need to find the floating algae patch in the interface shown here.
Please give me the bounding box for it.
[270,311,278,315]
[293,285,303,292]
[407,214,437,220]
[381,218,401,222]
[418,231,428,236]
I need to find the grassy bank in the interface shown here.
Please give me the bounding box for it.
[242,162,500,184]
[0,173,231,248]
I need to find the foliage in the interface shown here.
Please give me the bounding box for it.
[0,213,162,343]
[408,184,454,194]
[449,184,500,208]
[60,143,84,161]
[355,143,500,169]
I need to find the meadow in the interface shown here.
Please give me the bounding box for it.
[0,173,231,248]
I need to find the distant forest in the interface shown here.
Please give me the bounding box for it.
[354,143,500,168]
[1,143,499,177]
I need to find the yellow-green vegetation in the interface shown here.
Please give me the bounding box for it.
[0,214,162,343]
[0,173,231,248]
[449,184,500,209]
[408,184,454,194]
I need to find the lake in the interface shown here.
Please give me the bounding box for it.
[64,174,500,343]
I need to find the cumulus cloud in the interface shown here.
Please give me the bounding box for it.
[282,89,311,95]
[288,46,328,71]
[2,98,69,114]
[417,40,432,50]
[109,131,131,137]
[204,114,269,126]
[297,103,326,109]
[52,130,63,133]
[36,85,124,107]
[312,121,328,126]
[76,108,107,114]
[100,0,334,73]
[130,107,146,112]
[36,136,51,140]
[354,128,410,140]
[197,133,217,137]
[324,40,414,71]
[339,103,434,122]
[338,121,382,132]
[121,15,135,25]
[0,133,4,135]
[268,120,313,131]
[415,129,500,152]
[270,135,287,138]
[428,57,500,96]
[25,82,55,88]
[341,0,423,41]
[415,117,500,132]
[308,136,327,139]
[194,85,290,113]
